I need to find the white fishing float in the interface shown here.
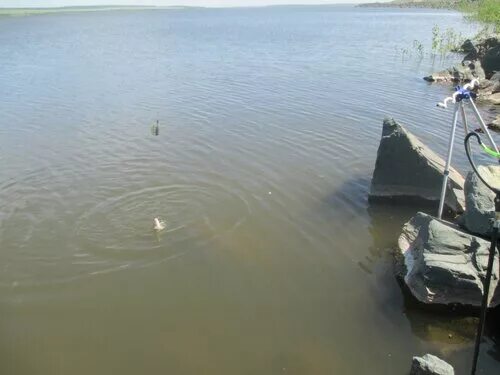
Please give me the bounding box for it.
[153,217,166,232]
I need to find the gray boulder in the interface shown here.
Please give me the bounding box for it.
[461,39,476,54]
[462,165,500,236]
[398,212,500,308]
[422,67,461,83]
[488,71,500,93]
[369,118,465,213]
[424,61,485,83]
[488,92,500,105]
[488,114,500,132]
[461,39,478,62]
[478,72,500,104]
[481,45,500,79]
[466,60,486,81]
[474,36,499,64]
[410,354,454,375]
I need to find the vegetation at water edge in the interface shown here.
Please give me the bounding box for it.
[460,0,500,31]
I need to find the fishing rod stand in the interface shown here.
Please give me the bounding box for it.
[437,80,499,219]
[470,195,500,375]
[464,132,500,375]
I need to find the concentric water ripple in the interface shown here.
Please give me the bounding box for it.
[0,169,252,286]
[74,183,251,253]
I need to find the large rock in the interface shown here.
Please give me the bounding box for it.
[461,39,477,54]
[410,354,454,375]
[481,45,500,79]
[462,165,500,236]
[473,36,499,67]
[478,72,500,104]
[468,60,486,82]
[398,212,500,308]
[369,118,465,213]
[488,114,500,132]
[488,92,500,105]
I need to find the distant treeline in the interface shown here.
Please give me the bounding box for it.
[357,0,461,9]
[0,6,161,17]
[358,0,499,30]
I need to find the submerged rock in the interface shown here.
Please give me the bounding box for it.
[398,212,500,308]
[462,165,500,236]
[369,118,465,214]
[410,354,454,375]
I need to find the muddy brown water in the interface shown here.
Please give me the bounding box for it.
[0,6,498,374]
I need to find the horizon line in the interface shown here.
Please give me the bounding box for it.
[0,2,379,10]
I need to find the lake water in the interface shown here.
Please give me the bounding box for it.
[0,5,498,374]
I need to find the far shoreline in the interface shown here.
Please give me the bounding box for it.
[0,5,197,17]
[0,3,463,18]
[357,1,460,10]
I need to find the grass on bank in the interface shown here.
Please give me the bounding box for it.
[460,0,500,31]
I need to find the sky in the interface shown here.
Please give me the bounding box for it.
[0,0,383,8]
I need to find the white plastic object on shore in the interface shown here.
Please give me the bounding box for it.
[437,96,455,108]
[436,79,479,108]
[463,79,479,90]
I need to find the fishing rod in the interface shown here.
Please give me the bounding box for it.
[436,79,499,219]
[464,131,500,375]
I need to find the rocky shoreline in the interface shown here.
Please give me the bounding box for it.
[361,5,500,372]
[369,117,498,305]
[371,118,500,309]
[423,35,500,129]
[359,1,500,128]
[370,118,500,373]
[357,0,460,10]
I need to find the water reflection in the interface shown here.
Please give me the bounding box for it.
[371,206,500,369]
[362,176,500,367]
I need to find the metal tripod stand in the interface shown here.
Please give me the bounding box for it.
[437,80,499,219]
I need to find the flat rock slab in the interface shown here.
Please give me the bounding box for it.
[398,212,500,308]
[489,92,500,105]
[369,118,465,213]
[462,165,500,236]
[410,354,454,375]
[423,61,485,83]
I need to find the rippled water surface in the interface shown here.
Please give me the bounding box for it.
[1,5,498,374]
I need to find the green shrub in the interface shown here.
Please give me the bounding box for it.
[460,0,500,31]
